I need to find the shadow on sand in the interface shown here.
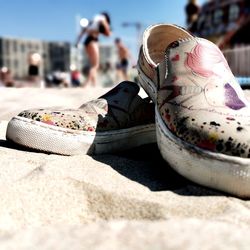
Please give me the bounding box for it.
[93,143,223,197]
[0,138,223,196]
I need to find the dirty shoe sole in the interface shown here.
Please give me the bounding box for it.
[155,108,250,198]
[6,116,156,155]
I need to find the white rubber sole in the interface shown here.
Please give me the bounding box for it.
[156,108,250,198]
[137,66,157,103]
[6,116,156,155]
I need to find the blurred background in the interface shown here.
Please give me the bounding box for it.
[0,0,249,88]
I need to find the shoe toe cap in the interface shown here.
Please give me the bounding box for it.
[17,108,96,132]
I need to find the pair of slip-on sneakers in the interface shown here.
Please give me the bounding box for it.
[6,24,250,197]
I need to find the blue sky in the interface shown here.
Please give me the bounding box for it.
[0,0,206,52]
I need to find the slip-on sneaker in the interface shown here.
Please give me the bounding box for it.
[138,24,250,197]
[6,81,156,155]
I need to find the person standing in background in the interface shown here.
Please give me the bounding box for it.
[185,0,200,31]
[28,52,41,83]
[115,38,131,81]
[76,12,112,87]
[0,67,14,87]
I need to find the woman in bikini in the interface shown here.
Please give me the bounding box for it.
[76,12,111,87]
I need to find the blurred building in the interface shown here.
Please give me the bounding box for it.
[192,0,250,48]
[191,0,250,76]
[0,37,70,79]
[0,35,117,80]
[0,37,43,78]
[45,42,70,73]
[70,45,84,72]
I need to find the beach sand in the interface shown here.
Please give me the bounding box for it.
[1,87,250,249]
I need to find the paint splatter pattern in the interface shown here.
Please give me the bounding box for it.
[18,82,154,133]
[158,39,250,158]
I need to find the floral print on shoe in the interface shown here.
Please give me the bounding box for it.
[158,38,250,158]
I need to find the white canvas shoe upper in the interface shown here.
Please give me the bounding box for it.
[138,24,250,158]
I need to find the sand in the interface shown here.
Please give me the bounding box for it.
[1,87,250,249]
